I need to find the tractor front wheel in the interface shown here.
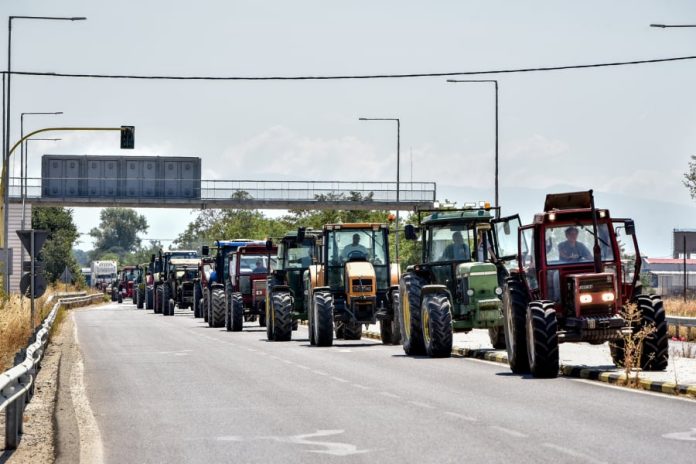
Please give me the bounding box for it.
[421,292,453,358]
[146,287,154,310]
[313,292,334,347]
[231,293,244,332]
[270,291,292,341]
[488,326,506,349]
[193,284,202,318]
[503,277,530,374]
[162,285,172,316]
[210,288,226,327]
[155,286,163,314]
[399,273,426,356]
[525,300,559,378]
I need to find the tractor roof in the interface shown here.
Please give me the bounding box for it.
[544,191,593,212]
[163,250,198,256]
[214,239,261,248]
[421,209,493,225]
[283,229,322,238]
[170,258,200,266]
[237,244,276,254]
[323,223,388,231]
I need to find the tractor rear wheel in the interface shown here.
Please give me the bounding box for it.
[193,283,202,318]
[503,277,530,374]
[231,293,244,332]
[488,326,506,349]
[137,289,145,309]
[155,286,163,314]
[612,294,669,370]
[399,273,426,356]
[210,287,226,327]
[146,287,153,310]
[270,291,293,341]
[313,292,334,347]
[380,289,401,345]
[162,285,172,316]
[422,292,453,358]
[343,322,362,340]
[258,307,267,327]
[525,300,559,378]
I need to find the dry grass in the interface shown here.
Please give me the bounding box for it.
[663,297,696,317]
[0,283,99,371]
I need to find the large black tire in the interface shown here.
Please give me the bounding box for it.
[231,293,244,332]
[611,294,669,371]
[111,290,117,302]
[399,273,426,355]
[193,283,202,318]
[155,286,163,314]
[308,295,317,346]
[136,289,144,309]
[343,322,362,340]
[210,287,226,328]
[503,277,530,373]
[488,326,506,349]
[162,284,172,316]
[258,306,267,327]
[203,288,210,324]
[380,290,401,345]
[117,292,123,304]
[269,291,293,341]
[265,297,274,340]
[168,299,175,316]
[313,292,334,347]
[525,300,559,378]
[421,293,453,358]
[146,287,154,310]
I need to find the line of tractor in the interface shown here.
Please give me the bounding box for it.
[121,190,669,379]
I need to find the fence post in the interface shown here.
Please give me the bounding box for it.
[4,385,20,449]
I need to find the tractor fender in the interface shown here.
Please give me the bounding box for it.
[421,284,452,303]
[389,263,401,286]
[306,265,325,290]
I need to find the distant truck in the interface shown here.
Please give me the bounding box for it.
[91,260,117,292]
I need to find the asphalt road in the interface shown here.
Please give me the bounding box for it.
[72,301,696,464]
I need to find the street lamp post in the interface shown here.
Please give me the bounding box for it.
[446,79,500,217]
[3,15,86,292]
[359,117,400,263]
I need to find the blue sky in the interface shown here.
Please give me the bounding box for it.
[4,0,696,255]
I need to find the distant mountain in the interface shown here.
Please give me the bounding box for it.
[436,184,696,258]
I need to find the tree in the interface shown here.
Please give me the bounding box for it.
[685,155,696,199]
[32,207,85,286]
[89,208,148,260]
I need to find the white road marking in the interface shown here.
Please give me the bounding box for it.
[215,430,370,456]
[488,425,527,437]
[246,348,258,352]
[379,391,401,399]
[352,384,370,390]
[282,360,294,365]
[542,443,608,464]
[408,401,434,409]
[313,370,329,376]
[444,411,477,422]
[331,377,349,383]
[297,365,311,370]
[663,428,696,441]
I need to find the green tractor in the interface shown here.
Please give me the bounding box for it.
[400,206,506,357]
[265,228,322,341]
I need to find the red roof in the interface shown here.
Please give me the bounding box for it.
[644,258,696,265]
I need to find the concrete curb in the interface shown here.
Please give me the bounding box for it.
[362,329,696,398]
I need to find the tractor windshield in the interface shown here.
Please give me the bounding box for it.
[327,229,387,266]
[283,244,314,269]
[545,222,614,265]
[426,224,478,263]
[239,255,277,274]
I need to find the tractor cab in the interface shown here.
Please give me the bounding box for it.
[210,240,261,285]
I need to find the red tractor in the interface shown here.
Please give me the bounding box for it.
[226,242,277,332]
[114,266,139,303]
[492,191,668,378]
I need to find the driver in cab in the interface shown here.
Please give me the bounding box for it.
[441,231,471,261]
[341,234,370,261]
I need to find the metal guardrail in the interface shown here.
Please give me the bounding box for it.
[0,292,103,450]
[667,315,696,340]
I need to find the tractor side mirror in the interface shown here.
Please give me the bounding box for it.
[266,239,274,250]
[624,219,635,236]
[297,227,306,242]
[404,224,418,241]
[201,245,210,256]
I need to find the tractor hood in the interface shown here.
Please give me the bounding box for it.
[456,261,498,279]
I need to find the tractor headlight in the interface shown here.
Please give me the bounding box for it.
[579,294,593,304]
[601,292,615,302]
[467,289,475,296]
[255,290,263,296]
[495,287,503,296]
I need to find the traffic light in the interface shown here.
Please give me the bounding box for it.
[120,125,135,149]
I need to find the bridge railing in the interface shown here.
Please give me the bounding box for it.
[9,177,437,204]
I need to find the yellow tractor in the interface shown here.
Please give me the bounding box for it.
[304,223,400,346]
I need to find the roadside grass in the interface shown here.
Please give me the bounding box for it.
[0,283,99,371]
[664,297,696,342]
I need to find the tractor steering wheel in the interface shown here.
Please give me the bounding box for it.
[346,250,368,261]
